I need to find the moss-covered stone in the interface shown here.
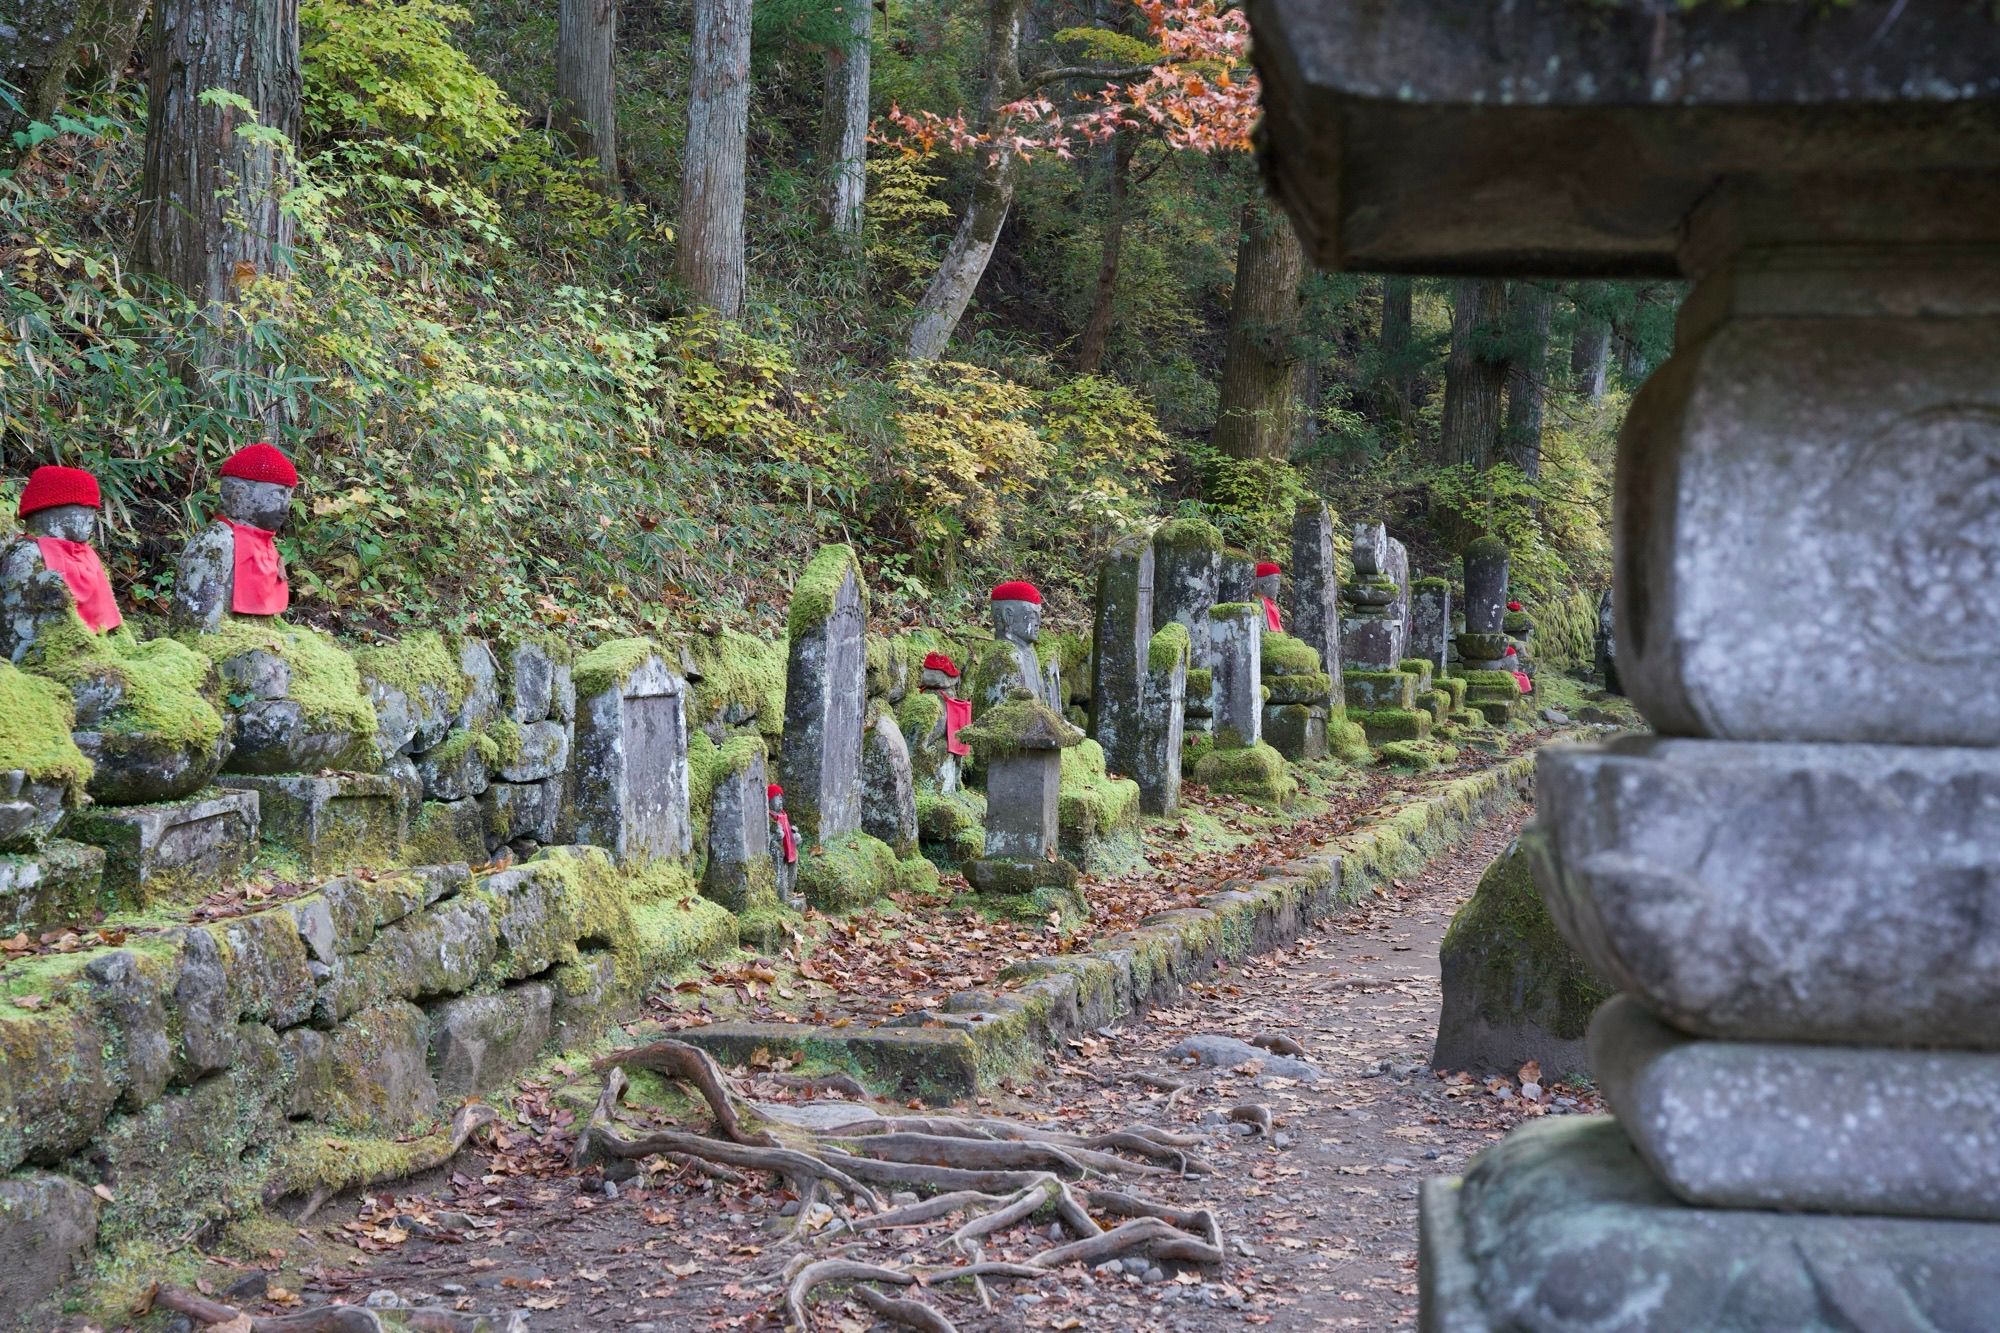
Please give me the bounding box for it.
[1266,671,1333,706]
[186,617,376,755]
[1344,668,1417,712]
[1327,716,1372,764]
[351,631,467,717]
[1207,600,1255,621]
[1183,666,1213,701]
[787,544,868,640]
[958,692,1081,760]
[1192,741,1296,805]
[1354,707,1433,743]
[1261,631,1321,676]
[1037,630,1091,705]
[1147,621,1191,673]
[678,629,785,737]
[0,660,91,800]
[794,829,900,913]
[1414,575,1451,593]
[915,783,985,868]
[964,855,1087,927]
[1435,836,1611,1079]
[572,636,661,701]
[1153,517,1224,554]
[1378,739,1454,771]
[1057,740,1143,876]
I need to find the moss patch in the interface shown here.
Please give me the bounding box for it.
[0,660,91,798]
[1152,518,1223,553]
[1261,631,1321,675]
[787,544,868,640]
[795,830,900,914]
[1147,622,1190,672]
[1207,600,1254,621]
[184,617,375,750]
[916,784,985,868]
[351,631,467,715]
[573,636,661,701]
[1058,740,1144,876]
[959,693,1081,759]
[1192,742,1296,805]
[33,614,225,751]
[1440,834,1611,1048]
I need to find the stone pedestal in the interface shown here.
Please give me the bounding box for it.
[1260,632,1330,762]
[67,788,259,907]
[960,692,1085,919]
[219,772,406,876]
[1410,578,1451,676]
[0,840,105,934]
[702,740,777,914]
[1207,603,1262,750]
[572,641,692,863]
[1152,519,1222,728]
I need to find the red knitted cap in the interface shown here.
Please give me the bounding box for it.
[17,465,101,518]
[221,442,298,487]
[1507,600,1523,612]
[1254,562,1281,578]
[990,581,1041,605]
[766,783,784,798]
[1504,645,1517,656]
[922,651,960,677]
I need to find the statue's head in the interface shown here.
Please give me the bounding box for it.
[920,651,961,692]
[218,442,298,532]
[17,465,101,543]
[1253,560,1282,602]
[766,782,786,813]
[989,581,1043,646]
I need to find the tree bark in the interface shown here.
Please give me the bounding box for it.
[1075,130,1137,375]
[1438,278,1507,470]
[1502,280,1553,481]
[2,0,149,137]
[905,0,1028,361]
[678,0,751,318]
[133,0,300,347]
[1570,300,1610,403]
[1212,201,1306,461]
[556,0,619,193]
[1375,274,1414,425]
[822,0,871,238]
[1613,309,1647,382]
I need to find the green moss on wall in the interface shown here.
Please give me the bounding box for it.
[1207,601,1254,620]
[1261,632,1321,676]
[185,617,375,749]
[1192,741,1295,805]
[795,830,900,914]
[0,660,91,798]
[1147,622,1190,673]
[33,613,225,752]
[351,631,466,714]
[573,637,659,701]
[1153,518,1223,554]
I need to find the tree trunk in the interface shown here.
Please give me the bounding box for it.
[1212,200,1306,461]
[1075,130,1136,374]
[556,0,619,193]
[1502,280,1553,481]
[133,0,300,354]
[821,0,871,238]
[1376,274,1414,425]
[904,0,1027,361]
[1438,278,1507,470]
[3,0,149,137]
[1613,310,1647,382]
[677,0,751,319]
[1570,301,1610,402]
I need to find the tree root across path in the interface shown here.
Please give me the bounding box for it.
[146,1283,523,1331]
[574,1039,1229,1332]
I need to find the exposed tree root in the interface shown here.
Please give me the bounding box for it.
[1228,1103,1275,1136]
[585,1040,1230,1333]
[292,1102,497,1224]
[1250,1032,1308,1058]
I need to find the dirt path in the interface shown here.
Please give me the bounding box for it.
[242,799,1594,1332]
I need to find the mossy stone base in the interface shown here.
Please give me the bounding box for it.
[0,839,105,934]
[1264,703,1329,762]
[965,855,1087,927]
[1266,671,1334,705]
[1058,740,1144,877]
[1378,739,1457,772]
[1434,839,1611,1079]
[1192,742,1297,805]
[219,773,408,876]
[1344,669,1418,711]
[795,830,903,913]
[916,784,985,870]
[66,788,259,909]
[1355,707,1434,744]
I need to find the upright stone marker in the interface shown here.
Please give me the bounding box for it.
[1458,536,1510,669]
[1288,501,1343,684]
[572,639,692,862]
[860,703,918,857]
[1137,623,1188,815]
[1595,586,1621,695]
[1089,537,1155,783]
[1152,519,1223,734]
[1248,0,2000,1319]
[780,545,868,845]
[960,691,1085,918]
[1217,548,1257,604]
[1207,603,1262,749]
[701,739,776,914]
[1340,521,1408,670]
[1410,578,1452,676]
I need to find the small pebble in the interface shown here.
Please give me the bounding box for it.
[364,1290,401,1308]
[1273,1131,1294,1148]
[438,1283,467,1296]
[601,1179,619,1199]
[1144,1266,1166,1284]
[1232,1239,1258,1258]
[1422,1149,1440,1161]
[892,1191,920,1206]
[779,1201,801,1217]
[1045,1221,1064,1241]
[1228,1122,1255,1136]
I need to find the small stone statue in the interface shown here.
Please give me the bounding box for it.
[988,581,1059,710]
[920,650,972,793]
[767,781,800,906]
[1253,561,1283,632]
[2,466,123,662]
[173,442,297,634]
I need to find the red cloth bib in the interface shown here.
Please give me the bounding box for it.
[1512,671,1534,695]
[774,812,799,865]
[1261,597,1282,633]
[35,537,122,633]
[943,695,973,757]
[225,520,289,615]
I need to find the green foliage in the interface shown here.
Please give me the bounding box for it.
[301,0,519,157]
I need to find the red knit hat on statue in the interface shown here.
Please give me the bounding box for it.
[1255,562,1281,578]
[767,784,784,799]
[990,581,1042,605]
[17,465,101,519]
[922,651,961,678]
[220,442,299,487]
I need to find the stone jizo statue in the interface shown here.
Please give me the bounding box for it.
[767,781,800,905]
[1253,561,1283,632]
[989,581,1059,710]
[173,442,297,634]
[2,465,123,662]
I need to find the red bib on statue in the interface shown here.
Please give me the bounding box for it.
[35,537,122,633]
[226,521,289,615]
[774,812,799,865]
[943,695,973,757]
[1261,597,1282,633]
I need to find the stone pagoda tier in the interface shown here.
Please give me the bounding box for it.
[1248,1,2000,1326]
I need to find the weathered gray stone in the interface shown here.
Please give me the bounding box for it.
[211,908,316,1030]
[1152,520,1222,681]
[982,749,1063,863]
[1595,586,1620,695]
[982,593,1058,713]
[1207,603,1262,749]
[453,638,501,732]
[1592,994,2000,1222]
[224,695,373,777]
[0,839,105,934]
[780,555,868,847]
[405,796,486,866]
[314,894,496,1025]
[860,706,918,858]
[502,639,557,724]
[1089,537,1155,786]
[1165,1033,1321,1082]
[499,719,568,782]
[1411,580,1452,675]
[287,894,337,966]
[218,772,407,876]
[481,779,559,849]
[0,770,66,852]
[0,537,76,666]
[1217,549,1256,604]
[280,1026,336,1118]
[1532,736,2000,1048]
[415,730,490,802]
[1135,624,1187,817]
[66,788,258,906]
[83,946,172,1108]
[1289,501,1343,688]
[324,1000,439,1130]
[427,983,553,1098]
[1351,522,1390,576]
[573,647,692,862]
[0,1171,100,1312]
[1342,526,1411,671]
[1420,1116,2000,1333]
[1434,840,1608,1080]
[701,742,777,914]
[216,647,289,701]
[1261,702,1326,762]
[169,477,292,634]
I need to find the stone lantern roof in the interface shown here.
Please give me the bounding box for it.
[959,689,1083,760]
